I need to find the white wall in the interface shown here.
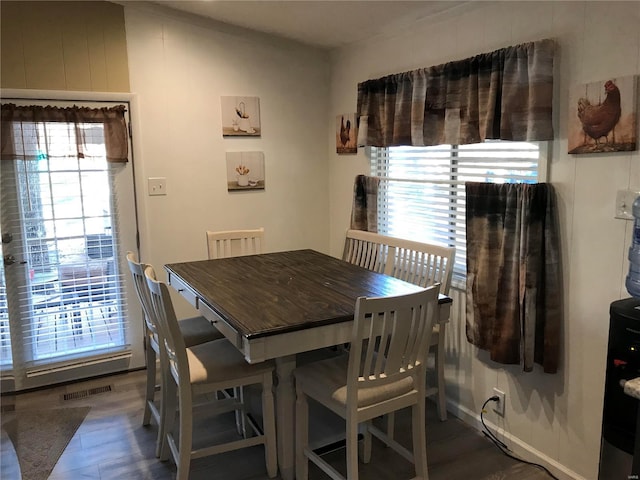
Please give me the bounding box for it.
[123,5,331,318]
[328,2,640,479]
[123,1,640,477]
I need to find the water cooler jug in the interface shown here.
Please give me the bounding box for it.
[599,298,640,478]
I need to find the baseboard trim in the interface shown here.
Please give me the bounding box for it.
[446,400,587,480]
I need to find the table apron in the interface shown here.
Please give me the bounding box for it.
[196,300,451,364]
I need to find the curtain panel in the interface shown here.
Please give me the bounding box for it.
[356,38,554,147]
[1,103,128,162]
[350,174,380,233]
[465,182,561,373]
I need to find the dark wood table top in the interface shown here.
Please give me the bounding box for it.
[165,249,451,340]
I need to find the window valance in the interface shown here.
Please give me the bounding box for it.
[356,38,554,147]
[1,103,128,162]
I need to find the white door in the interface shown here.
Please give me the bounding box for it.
[0,97,144,391]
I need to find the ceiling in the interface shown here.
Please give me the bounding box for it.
[150,1,468,49]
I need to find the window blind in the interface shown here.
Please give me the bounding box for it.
[370,142,544,285]
[1,117,130,371]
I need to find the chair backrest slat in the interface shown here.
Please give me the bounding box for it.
[206,228,264,260]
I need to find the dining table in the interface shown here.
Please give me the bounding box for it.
[165,249,452,480]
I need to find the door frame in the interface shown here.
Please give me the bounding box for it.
[1,89,147,392]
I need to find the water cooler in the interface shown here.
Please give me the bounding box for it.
[599,297,640,478]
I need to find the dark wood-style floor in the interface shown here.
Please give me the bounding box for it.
[0,368,552,480]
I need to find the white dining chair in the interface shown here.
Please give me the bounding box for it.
[126,252,223,456]
[343,230,455,421]
[206,228,264,259]
[205,227,265,432]
[145,265,278,480]
[293,284,440,480]
[385,237,455,422]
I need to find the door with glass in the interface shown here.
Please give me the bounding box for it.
[0,98,144,391]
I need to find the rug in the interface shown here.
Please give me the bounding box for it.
[2,406,90,480]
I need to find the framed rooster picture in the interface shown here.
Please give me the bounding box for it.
[336,113,357,154]
[568,76,637,154]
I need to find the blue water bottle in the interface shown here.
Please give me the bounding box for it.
[626,195,640,298]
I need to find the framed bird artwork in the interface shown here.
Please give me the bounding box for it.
[336,113,357,154]
[568,75,637,154]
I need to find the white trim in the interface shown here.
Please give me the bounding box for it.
[538,140,551,182]
[447,399,586,480]
[27,351,132,377]
[1,88,134,103]
[0,91,147,390]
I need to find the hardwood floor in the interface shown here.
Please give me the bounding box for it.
[0,368,552,480]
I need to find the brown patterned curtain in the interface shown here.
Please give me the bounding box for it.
[356,39,554,147]
[465,182,561,373]
[1,103,128,163]
[350,174,380,232]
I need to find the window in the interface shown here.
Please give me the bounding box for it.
[370,141,546,285]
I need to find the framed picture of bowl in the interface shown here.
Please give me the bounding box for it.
[226,151,265,191]
[221,96,261,136]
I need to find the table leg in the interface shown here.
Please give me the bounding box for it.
[275,355,296,480]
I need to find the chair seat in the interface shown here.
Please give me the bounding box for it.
[179,316,223,347]
[187,339,274,385]
[294,354,415,409]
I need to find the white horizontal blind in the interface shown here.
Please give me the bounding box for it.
[370,142,542,285]
[2,119,130,369]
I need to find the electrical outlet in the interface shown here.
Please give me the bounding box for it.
[493,387,505,416]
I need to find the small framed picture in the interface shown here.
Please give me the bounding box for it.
[226,151,265,191]
[336,113,357,154]
[221,96,261,137]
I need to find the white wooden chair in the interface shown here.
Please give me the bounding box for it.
[205,227,265,431]
[126,252,223,456]
[294,285,440,480]
[145,265,278,480]
[342,229,388,275]
[206,228,265,259]
[343,229,455,421]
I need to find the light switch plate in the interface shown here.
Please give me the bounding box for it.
[148,177,167,196]
[616,189,640,220]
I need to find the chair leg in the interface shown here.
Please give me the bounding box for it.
[412,399,429,480]
[386,411,396,442]
[434,338,447,421]
[142,338,156,426]
[262,374,278,478]
[295,384,309,480]
[154,349,167,458]
[176,386,193,480]
[361,420,372,464]
[346,415,360,480]
[159,373,176,461]
[235,386,248,438]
